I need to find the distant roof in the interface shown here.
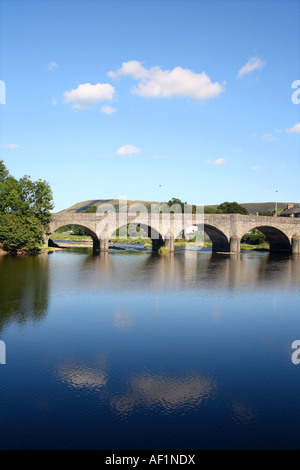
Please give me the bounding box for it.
[280,207,300,215]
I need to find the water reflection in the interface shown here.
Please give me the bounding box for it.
[0,254,49,333]
[57,358,107,392]
[1,249,300,449]
[1,250,299,332]
[69,250,300,293]
[231,401,257,426]
[113,312,135,330]
[56,359,216,417]
[110,371,216,417]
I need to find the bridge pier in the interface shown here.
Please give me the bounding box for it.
[230,236,240,253]
[164,236,175,252]
[292,235,300,254]
[99,238,109,252]
[43,233,50,247]
[93,238,100,254]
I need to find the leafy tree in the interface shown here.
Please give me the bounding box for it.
[204,207,222,214]
[0,160,9,183]
[17,176,54,226]
[241,229,267,245]
[0,160,54,252]
[82,205,98,213]
[259,210,275,216]
[55,225,88,236]
[167,198,187,212]
[0,213,44,253]
[217,201,248,215]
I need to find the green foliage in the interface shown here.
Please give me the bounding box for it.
[241,230,267,245]
[0,161,9,183]
[167,198,187,212]
[259,210,275,216]
[55,225,88,236]
[113,224,147,239]
[204,207,222,214]
[0,213,43,253]
[0,160,54,253]
[217,201,249,215]
[82,205,98,213]
[158,246,170,256]
[0,162,53,226]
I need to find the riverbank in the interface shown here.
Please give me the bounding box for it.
[49,235,270,252]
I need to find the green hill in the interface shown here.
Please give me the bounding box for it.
[59,200,300,214]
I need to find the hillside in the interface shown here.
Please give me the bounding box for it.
[59,200,300,214]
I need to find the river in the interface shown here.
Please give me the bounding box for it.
[0,248,300,449]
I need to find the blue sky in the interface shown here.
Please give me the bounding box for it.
[0,0,299,211]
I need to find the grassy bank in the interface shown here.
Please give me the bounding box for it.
[51,233,270,252]
[51,234,91,242]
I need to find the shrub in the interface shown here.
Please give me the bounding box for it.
[0,214,43,253]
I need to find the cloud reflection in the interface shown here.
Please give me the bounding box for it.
[113,312,135,330]
[57,360,107,392]
[56,362,216,417]
[110,372,216,417]
[231,401,257,426]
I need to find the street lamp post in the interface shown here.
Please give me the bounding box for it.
[275,190,278,216]
[159,185,162,212]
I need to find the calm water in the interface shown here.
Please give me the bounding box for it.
[0,248,300,450]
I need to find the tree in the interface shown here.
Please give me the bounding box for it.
[204,207,222,214]
[0,213,44,253]
[167,198,187,212]
[0,160,9,183]
[17,176,54,226]
[217,201,248,215]
[82,205,98,213]
[55,225,88,236]
[259,210,275,216]
[241,229,267,245]
[0,160,54,253]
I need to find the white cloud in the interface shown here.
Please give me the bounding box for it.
[237,56,266,79]
[109,60,225,100]
[279,164,286,168]
[251,166,260,171]
[117,144,141,157]
[0,144,19,150]
[64,82,115,109]
[153,155,168,159]
[214,158,226,165]
[51,97,57,106]
[261,133,277,141]
[233,148,243,153]
[100,105,116,114]
[286,123,300,134]
[48,61,58,71]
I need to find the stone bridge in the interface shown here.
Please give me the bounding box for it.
[46,212,300,254]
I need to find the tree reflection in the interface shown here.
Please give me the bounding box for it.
[0,254,49,332]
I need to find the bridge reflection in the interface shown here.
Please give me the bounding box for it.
[75,250,300,293]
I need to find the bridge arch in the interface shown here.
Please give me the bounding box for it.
[204,224,230,252]
[113,221,165,251]
[46,223,100,251]
[175,223,230,252]
[240,225,291,252]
